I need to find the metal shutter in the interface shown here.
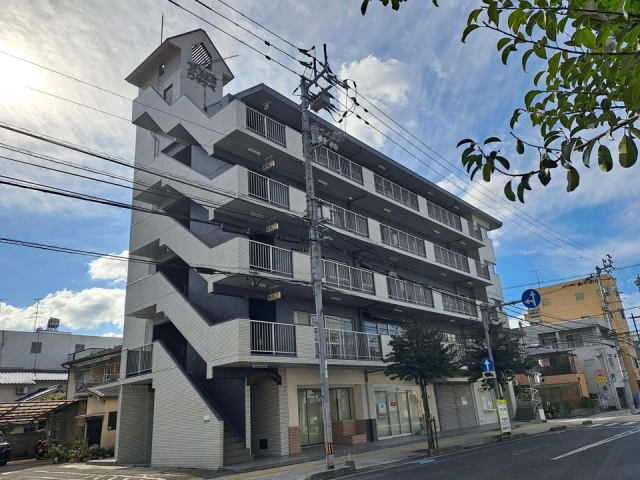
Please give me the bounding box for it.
[434,384,459,431]
[453,383,477,429]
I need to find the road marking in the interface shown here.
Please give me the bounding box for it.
[409,459,436,465]
[585,424,599,427]
[621,421,638,425]
[551,427,640,460]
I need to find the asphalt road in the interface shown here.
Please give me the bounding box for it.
[346,420,640,480]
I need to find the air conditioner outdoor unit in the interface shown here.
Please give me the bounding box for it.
[16,387,28,395]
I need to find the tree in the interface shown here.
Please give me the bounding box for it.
[361,0,640,201]
[459,323,537,388]
[383,324,458,449]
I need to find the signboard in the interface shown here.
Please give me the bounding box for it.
[267,292,281,301]
[389,401,398,413]
[496,399,512,434]
[596,377,608,383]
[378,402,387,419]
[595,369,605,378]
[482,371,497,380]
[522,289,541,309]
[461,397,468,406]
[527,307,542,324]
[481,358,494,371]
[266,223,279,232]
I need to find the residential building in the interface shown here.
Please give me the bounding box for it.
[524,276,640,393]
[0,370,68,402]
[108,29,507,469]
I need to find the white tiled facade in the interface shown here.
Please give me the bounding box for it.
[114,29,509,468]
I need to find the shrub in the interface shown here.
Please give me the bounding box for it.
[578,396,599,408]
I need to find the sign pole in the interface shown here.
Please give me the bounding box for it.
[480,305,501,401]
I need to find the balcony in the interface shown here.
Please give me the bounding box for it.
[125,344,153,377]
[434,245,470,273]
[321,202,369,237]
[380,224,426,257]
[427,201,462,231]
[387,277,434,307]
[323,260,375,294]
[314,146,364,184]
[248,170,290,209]
[468,221,484,240]
[249,241,293,276]
[318,328,382,360]
[539,364,578,376]
[250,320,296,355]
[374,174,419,210]
[441,293,478,317]
[475,261,491,280]
[246,106,286,146]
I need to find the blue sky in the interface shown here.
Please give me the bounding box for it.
[1,0,639,336]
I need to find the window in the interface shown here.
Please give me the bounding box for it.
[163,84,173,104]
[330,388,354,421]
[479,388,496,411]
[108,411,117,430]
[52,420,66,440]
[492,299,503,312]
[373,174,419,210]
[294,311,312,325]
[364,321,402,336]
[294,312,353,331]
[30,342,42,354]
[575,292,585,301]
[192,43,212,70]
[632,357,639,369]
[607,354,615,368]
[583,358,596,366]
[541,298,551,306]
[158,63,165,76]
[74,344,85,353]
[541,337,558,348]
[565,334,584,348]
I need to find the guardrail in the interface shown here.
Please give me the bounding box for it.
[248,170,290,209]
[321,203,369,237]
[475,261,491,280]
[381,224,426,257]
[427,201,462,231]
[125,344,153,377]
[250,320,296,355]
[387,278,434,307]
[441,293,478,317]
[374,174,419,210]
[468,221,484,240]
[314,146,364,184]
[323,260,375,294]
[249,241,293,276]
[434,245,470,273]
[318,328,382,360]
[246,106,286,146]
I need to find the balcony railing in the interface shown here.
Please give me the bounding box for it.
[475,261,491,280]
[539,364,577,376]
[434,245,470,273]
[248,170,290,209]
[468,221,484,240]
[387,277,434,307]
[427,201,462,231]
[125,344,153,377]
[314,146,364,184]
[321,203,369,237]
[323,260,375,294]
[246,106,286,146]
[317,328,382,360]
[441,293,478,317]
[250,320,296,355]
[380,224,426,257]
[249,241,293,276]
[374,174,419,210]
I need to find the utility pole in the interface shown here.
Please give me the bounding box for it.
[480,304,501,400]
[596,261,637,414]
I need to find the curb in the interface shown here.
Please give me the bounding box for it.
[549,425,568,431]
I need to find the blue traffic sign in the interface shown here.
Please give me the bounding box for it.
[521,289,541,309]
[481,358,494,371]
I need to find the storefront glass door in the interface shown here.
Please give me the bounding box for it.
[298,390,324,446]
[375,390,423,439]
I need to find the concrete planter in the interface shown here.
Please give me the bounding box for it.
[569,407,595,417]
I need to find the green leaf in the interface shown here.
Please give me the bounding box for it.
[561,139,578,164]
[575,29,596,49]
[517,182,525,203]
[521,173,532,191]
[470,164,481,181]
[597,144,613,172]
[462,24,479,43]
[516,138,525,154]
[482,162,492,182]
[629,125,640,140]
[487,1,499,25]
[522,49,534,72]
[524,90,539,109]
[510,109,522,129]
[360,0,369,15]
[538,167,552,186]
[501,45,512,65]
[495,156,511,170]
[483,137,501,145]
[504,180,516,201]
[540,152,557,168]
[457,138,475,148]
[497,38,511,51]
[619,135,638,168]
[461,145,476,162]
[582,141,594,168]
[566,166,580,192]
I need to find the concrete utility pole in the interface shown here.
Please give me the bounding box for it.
[480,304,502,400]
[596,261,637,414]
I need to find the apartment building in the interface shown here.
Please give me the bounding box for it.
[108,30,507,469]
[525,276,640,393]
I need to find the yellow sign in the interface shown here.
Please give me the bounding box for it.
[266,223,279,232]
[596,377,608,383]
[496,399,512,435]
[267,292,281,301]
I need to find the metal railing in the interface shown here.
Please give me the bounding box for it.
[248,170,290,208]
[434,245,470,272]
[475,261,491,280]
[249,241,293,275]
[321,203,369,237]
[323,260,375,294]
[317,328,382,360]
[387,277,434,307]
[125,344,153,377]
[380,224,426,257]
[427,201,462,231]
[246,106,287,146]
[441,293,478,317]
[314,146,364,184]
[468,221,484,240]
[374,174,419,210]
[250,320,296,355]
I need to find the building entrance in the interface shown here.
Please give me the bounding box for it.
[298,388,355,446]
[374,390,423,438]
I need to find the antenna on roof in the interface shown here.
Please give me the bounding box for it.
[161,13,164,45]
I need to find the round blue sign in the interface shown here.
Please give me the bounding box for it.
[521,289,541,309]
[481,358,494,371]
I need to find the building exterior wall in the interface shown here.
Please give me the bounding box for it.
[0,381,66,402]
[116,386,154,464]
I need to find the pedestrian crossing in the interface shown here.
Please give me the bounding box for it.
[585,421,639,428]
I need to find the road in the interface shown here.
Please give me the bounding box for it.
[345,419,640,480]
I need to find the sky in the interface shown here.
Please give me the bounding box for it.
[0,0,639,337]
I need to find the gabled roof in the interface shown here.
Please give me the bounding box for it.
[79,385,119,398]
[16,384,66,402]
[0,371,68,385]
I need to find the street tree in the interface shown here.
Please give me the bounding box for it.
[360,0,640,201]
[383,324,458,449]
[459,323,537,389]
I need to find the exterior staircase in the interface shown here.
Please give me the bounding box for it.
[514,399,537,421]
[224,423,254,466]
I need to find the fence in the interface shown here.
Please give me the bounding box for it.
[323,260,375,293]
[475,261,491,280]
[380,224,426,256]
[249,241,293,275]
[434,245,470,272]
[246,106,286,146]
[373,174,419,210]
[126,344,153,377]
[248,170,290,208]
[427,201,462,231]
[441,293,478,317]
[318,328,382,360]
[387,278,434,307]
[250,320,296,355]
[321,203,369,237]
[314,146,364,184]
[468,221,484,240]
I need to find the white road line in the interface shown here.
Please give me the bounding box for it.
[601,423,619,426]
[585,424,599,427]
[551,427,640,460]
[621,421,638,425]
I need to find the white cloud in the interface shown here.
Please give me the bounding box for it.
[87,250,129,284]
[101,332,123,338]
[0,288,125,332]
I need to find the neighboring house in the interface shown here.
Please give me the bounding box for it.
[524,275,640,394]
[106,29,508,469]
[0,329,121,371]
[0,370,68,402]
